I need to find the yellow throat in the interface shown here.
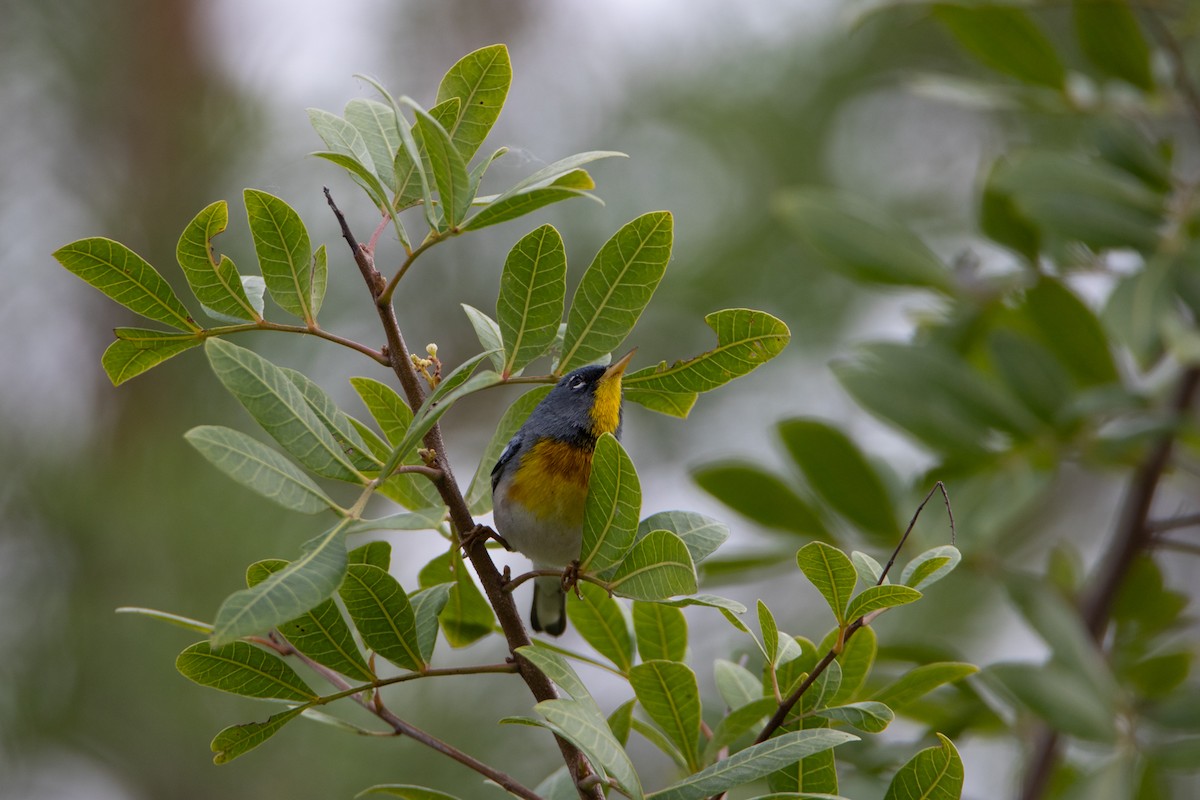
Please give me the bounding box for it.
[589,349,635,436]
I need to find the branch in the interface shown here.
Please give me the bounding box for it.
[1147,512,1200,533]
[754,482,953,743]
[325,190,604,800]
[503,568,614,595]
[203,320,389,365]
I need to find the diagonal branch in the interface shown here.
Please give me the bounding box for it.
[325,188,604,800]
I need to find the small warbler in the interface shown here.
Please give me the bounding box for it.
[491,349,636,635]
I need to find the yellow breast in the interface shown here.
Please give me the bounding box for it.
[506,438,593,524]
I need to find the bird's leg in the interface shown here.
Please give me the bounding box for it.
[560,560,583,600]
[459,524,512,554]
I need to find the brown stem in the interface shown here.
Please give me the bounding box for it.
[1147,512,1200,533]
[503,568,613,594]
[1021,368,1200,800]
[325,189,603,800]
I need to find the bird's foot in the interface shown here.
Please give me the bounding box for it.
[560,560,584,600]
[460,524,512,554]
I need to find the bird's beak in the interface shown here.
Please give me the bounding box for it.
[603,348,637,380]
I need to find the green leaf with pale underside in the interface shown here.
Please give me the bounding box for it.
[883,733,964,800]
[206,339,362,482]
[211,521,350,645]
[633,601,687,663]
[412,105,471,228]
[344,98,402,191]
[567,582,634,673]
[535,698,643,800]
[844,585,922,621]
[53,237,199,331]
[797,542,857,624]
[559,211,673,373]
[630,660,703,770]
[184,425,339,514]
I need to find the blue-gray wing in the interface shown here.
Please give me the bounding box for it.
[490,434,524,493]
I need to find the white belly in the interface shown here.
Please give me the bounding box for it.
[493,472,583,568]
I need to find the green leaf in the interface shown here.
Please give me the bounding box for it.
[344,98,402,191]
[347,510,443,535]
[883,733,963,800]
[468,146,508,199]
[312,150,392,212]
[102,329,202,385]
[987,662,1117,742]
[211,706,305,764]
[630,660,703,771]
[609,530,697,601]
[658,594,747,614]
[282,368,378,471]
[206,339,362,482]
[460,305,505,371]
[246,558,374,683]
[715,659,764,710]
[348,541,392,569]
[434,44,511,160]
[535,699,644,800]
[1103,259,1176,369]
[871,662,979,710]
[412,105,471,229]
[1074,0,1153,90]
[980,162,1040,262]
[900,546,961,591]
[796,542,858,624]
[498,151,626,198]
[580,433,641,573]
[349,377,440,511]
[624,309,790,401]
[623,386,698,418]
[211,521,350,645]
[497,225,567,377]
[357,786,464,800]
[244,189,321,323]
[397,359,503,460]
[1025,277,1121,388]
[850,551,885,587]
[633,601,687,663]
[391,100,435,219]
[773,189,951,292]
[308,107,375,173]
[176,200,258,321]
[833,342,1038,457]
[465,386,552,514]
[409,584,451,663]
[609,699,635,747]
[566,582,633,673]
[693,462,828,539]
[703,697,777,763]
[636,510,729,566]
[115,606,213,635]
[518,644,600,711]
[778,418,899,543]
[1155,737,1200,772]
[647,730,859,800]
[759,601,780,667]
[417,549,494,648]
[994,153,1163,253]
[845,585,921,621]
[767,744,840,796]
[52,237,199,331]
[339,563,424,671]
[176,641,316,701]
[559,211,674,373]
[934,5,1066,89]
[184,425,338,514]
[830,625,876,705]
[461,185,595,231]
[987,329,1074,425]
[814,701,893,733]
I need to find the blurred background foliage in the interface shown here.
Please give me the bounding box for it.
[4,0,1200,798]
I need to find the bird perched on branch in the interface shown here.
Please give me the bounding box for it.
[491,350,636,635]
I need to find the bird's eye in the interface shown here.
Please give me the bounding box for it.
[570,377,587,391]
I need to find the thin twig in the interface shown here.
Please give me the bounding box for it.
[1152,537,1200,556]
[1142,10,1200,133]
[1147,512,1200,533]
[202,320,389,365]
[325,189,604,800]
[390,464,445,482]
[754,482,953,743]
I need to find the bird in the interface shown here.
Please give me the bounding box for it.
[490,349,636,636]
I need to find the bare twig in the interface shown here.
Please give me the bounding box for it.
[754,483,953,743]
[390,464,445,482]
[1147,512,1200,533]
[325,189,604,800]
[1152,536,1200,556]
[503,568,613,595]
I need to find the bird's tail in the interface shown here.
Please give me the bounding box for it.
[531,575,566,636]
